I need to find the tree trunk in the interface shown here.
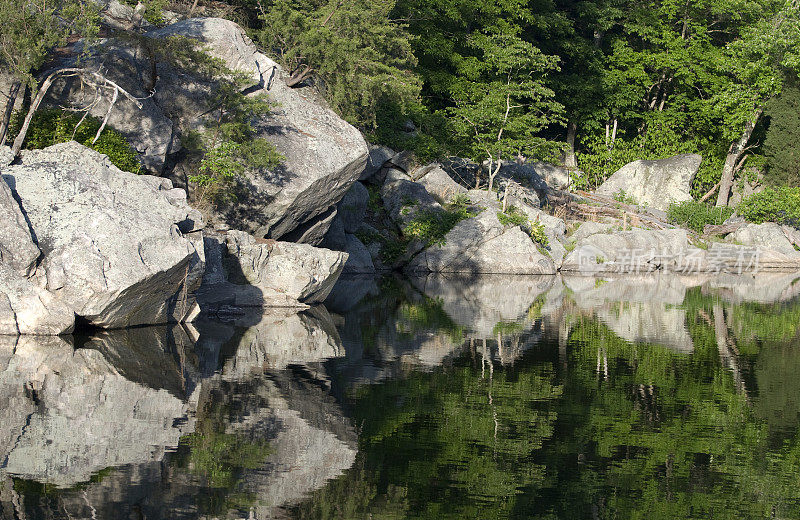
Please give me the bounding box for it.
[11,71,67,156]
[716,108,763,207]
[0,80,21,146]
[564,120,577,169]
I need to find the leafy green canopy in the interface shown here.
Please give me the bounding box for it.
[0,0,99,87]
[763,76,800,187]
[255,0,421,131]
[392,0,565,163]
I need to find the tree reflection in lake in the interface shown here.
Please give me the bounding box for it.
[0,272,799,519]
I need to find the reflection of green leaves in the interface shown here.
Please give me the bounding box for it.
[181,432,271,490]
[398,296,464,343]
[492,320,524,336]
[296,356,561,519]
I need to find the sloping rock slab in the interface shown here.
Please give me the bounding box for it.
[0,175,40,276]
[406,209,556,274]
[2,142,204,328]
[0,264,75,335]
[413,163,467,203]
[597,154,701,210]
[148,18,368,240]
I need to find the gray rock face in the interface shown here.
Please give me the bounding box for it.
[381,168,444,230]
[0,264,75,335]
[3,142,204,328]
[342,234,375,274]
[0,145,13,167]
[197,230,347,308]
[596,153,702,210]
[360,144,395,181]
[148,18,368,240]
[414,164,468,202]
[406,208,556,274]
[280,205,338,246]
[0,175,40,277]
[731,223,800,256]
[320,214,348,251]
[562,229,690,273]
[338,181,369,233]
[568,222,615,244]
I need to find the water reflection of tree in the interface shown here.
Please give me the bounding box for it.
[292,354,562,518]
[293,290,800,519]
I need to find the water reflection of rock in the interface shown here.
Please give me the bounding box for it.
[195,306,344,378]
[409,274,555,337]
[0,308,358,519]
[0,330,195,488]
[562,274,695,353]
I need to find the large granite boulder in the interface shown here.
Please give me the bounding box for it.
[342,234,375,274]
[0,175,40,277]
[45,39,176,174]
[0,264,75,335]
[360,144,395,181]
[196,230,347,308]
[46,17,367,241]
[561,228,690,273]
[596,154,702,210]
[406,207,556,274]
[2,142,204,328]
[147,18,369,240]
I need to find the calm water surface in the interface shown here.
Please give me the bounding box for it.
[1,272,800,519]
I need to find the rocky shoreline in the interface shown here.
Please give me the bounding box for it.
[1,14,799,336]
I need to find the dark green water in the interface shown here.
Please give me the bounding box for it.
[1,273,800,519]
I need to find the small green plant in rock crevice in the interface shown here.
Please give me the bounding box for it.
[403,204,477,247]
[613,189,637,205]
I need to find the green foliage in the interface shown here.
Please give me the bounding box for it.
[402,205,474,246]
[122,0,167,26]
[496,207,527,228]
[491,320,524,336]
[398,296,464,343]
[380,239,407,265]
[0,0,99,87]
[737,186,800,225]
[255,0,421,131]
[9,108,142,173]
[668,200,735,233]
[612,189,637,205]
[763,77,800,187]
